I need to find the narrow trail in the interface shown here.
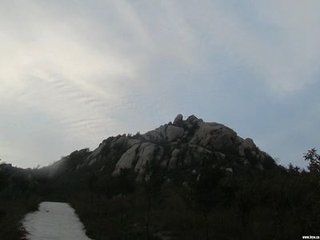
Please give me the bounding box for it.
[22,202,92,240]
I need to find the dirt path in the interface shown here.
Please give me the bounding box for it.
[22,201,92,240]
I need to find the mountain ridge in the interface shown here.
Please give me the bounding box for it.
[48,114,276,179]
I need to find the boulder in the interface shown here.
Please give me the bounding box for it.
[165,125,184,141]
[239,138,257,156]
[127,139,141,148]
[186,115,201,125]
[191,122,238,153]
[173,114,183,126]
[144,129,162,142]
[144,125,167,142]
[91,141,107,158]
[169,149,180,169]
[113,144,140,175]
[134,143,156,174]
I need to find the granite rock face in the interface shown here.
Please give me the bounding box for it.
[113,143,140,175]
[51,114,275,179]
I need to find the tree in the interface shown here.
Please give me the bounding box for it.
[186,166,224,240]
[304,148,320,174]
[142,161,164,240]
[0,160,5,192]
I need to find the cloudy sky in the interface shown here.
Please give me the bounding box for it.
[1,0,320,168]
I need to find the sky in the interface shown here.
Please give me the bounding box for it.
[1,0,320,169]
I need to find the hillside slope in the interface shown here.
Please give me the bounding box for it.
[49,114,276,179]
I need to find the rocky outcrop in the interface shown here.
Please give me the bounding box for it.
[50,114,276,179]
[134,143,156,174]
[169,149,180,169]
[173,114,183,126]
[190,122,238,153]
[166,125,184,141]
[144,125,184,142]
[113,143,140,175]
[239,138,256,156]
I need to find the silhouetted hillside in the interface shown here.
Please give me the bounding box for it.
[47,114,276,180]
[1,115,320,240]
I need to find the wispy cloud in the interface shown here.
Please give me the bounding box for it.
[0,0,319,167]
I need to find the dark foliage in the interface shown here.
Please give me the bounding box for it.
[2,148,320,239]
[304,148,320,174]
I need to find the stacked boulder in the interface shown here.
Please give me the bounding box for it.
[50,114,275,179]
[110,114,274,177]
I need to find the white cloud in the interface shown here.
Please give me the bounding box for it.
[1,0,320,167]
[0,1,139,133]
[0,1,146,166]
[215,0,320,93]
[146,0,320,94]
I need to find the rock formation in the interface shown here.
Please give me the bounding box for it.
[50,114,276,179]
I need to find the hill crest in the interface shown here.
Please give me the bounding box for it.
[48,114,276,178]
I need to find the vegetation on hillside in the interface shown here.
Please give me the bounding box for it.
[0,163,41,240]
[61,150,320,240]
[1,148,320,239]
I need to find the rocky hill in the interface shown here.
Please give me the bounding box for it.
[48,114,276,179]
[3,115,318,240]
